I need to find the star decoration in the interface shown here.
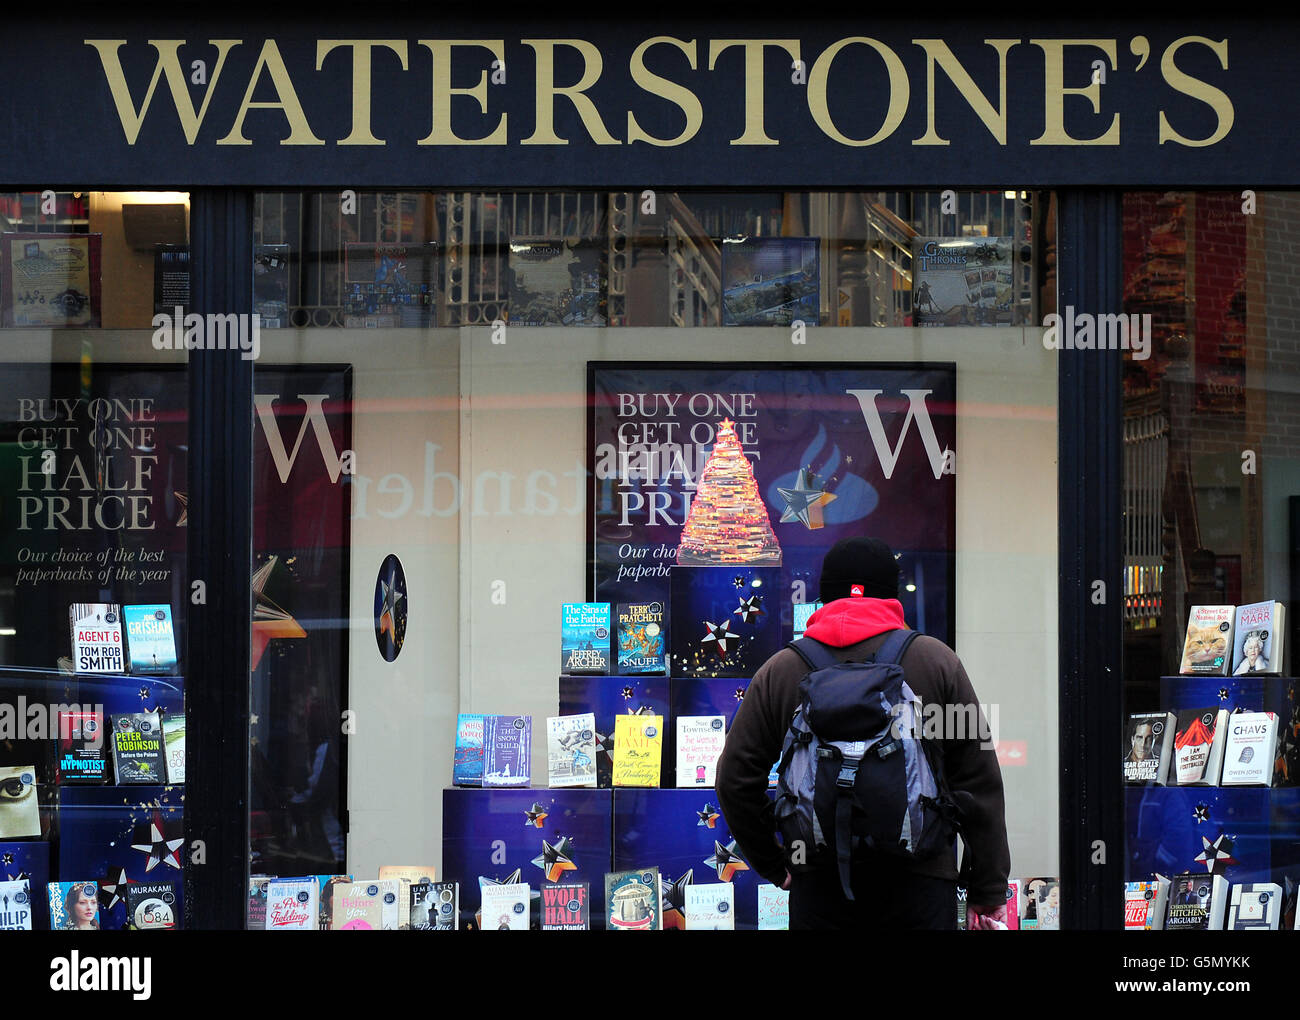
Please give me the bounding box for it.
[697,803,721,828]
[777,467,837,529]
[733,575,747,589]
[631,705,655,716]
[705,839,750,882]
[130,811,185,872]
[99,868,129,912]
[596,731,614,764]
[1194,833,1239,874]
[378,568,404,643]
[1193,803,1210,823]
[139,686,150,701]
[621,686,634,700]
[734,687,746,702]
[1219,687,1230,702]
[173,491,188,527]
[661,869,694,930]
[531,836,578,883]
[251,555,307,671]
[700,620,735,657]
[1,853,11,866]
[249,714,259,726]
[524,802,548,828]
[4,870,29,882]
[734,594,764,625]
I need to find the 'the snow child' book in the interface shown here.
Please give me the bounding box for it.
[69,603,124,674]
[122,604,177,674]
[562,603,611,674]
[482,715,531,787]
[453,713,485,787]
[110,711,166,784]
[617,602,667,674]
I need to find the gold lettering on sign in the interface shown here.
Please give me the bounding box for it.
[627,37,703,147]
[1030,39,1120,145]
[912,39,1017,146]
[315,40,409,146]
[418,40,507,145]
[708,39,801,145]
[217,39,324,146]
[807,37,907,147]
[1159,36,1234,147]
[521,39,620,145]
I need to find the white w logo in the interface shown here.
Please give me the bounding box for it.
[845,389,946,480]
[254,394,344,483]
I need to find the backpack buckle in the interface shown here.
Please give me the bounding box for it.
[836,756,860,788]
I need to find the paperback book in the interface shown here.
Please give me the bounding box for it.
[56,710,107,784]
[721,236,820,326]
[378,865,437,928]
[247,877,269,930]
[161,713,185,784]
[127,880,180,930]
[508,237,607,326]
[1123,711,1175,784]
[265,878,319,931]
[1021,877,1059,930]
[1179,605,1235,675]
[757,884,790,930]
[410,881,458,930]
[48,881,100,930]
[482,715,531,787]
[330,880,400,930]
[675,715,726,788]
[480,881,531,929]
[1124,877,1170,931]
[110,711,166,784]
[617,602,667,674]
[1170,707,1229,785]
[605,868,662,930]
[1232,600,1285,675]
[612,713,663,787]
[911,236,1015,327]
[452,713,485,787]
[684,883,735,929]
[0,766,40,838]
[1228,882,1282,930]
[69,603,124,674]
[1220,710,1278,786]
[1165,874,1229,931]
[547,713,597,788]
[540,881,590,930]
[0,879,32,930]
[122,604,177,674]
[561,602,611,674]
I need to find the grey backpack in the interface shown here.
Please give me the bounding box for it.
[773,629,964,899]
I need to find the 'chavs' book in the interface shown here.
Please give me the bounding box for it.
[0,879,32,930]
[546,713,597,788]
[1228,882,1283,930]
[540,881,589,930]
[122,604,177,674]
[127,880,180,930]
[1123,711,1175,785]
[1220,710,1279,786]
[410,881,458,930]
[480,881,531,929]
[110,711,166,784]
[69,603,124,674]
[612,713,663,787]
[1124,877,1170,931]
[1232,600,1285,675]
[482,715,531,787]
[508,237,607,326]
[685,883,735,929]
[452,713,485,787]
[265,878,319,930]
[56,710,107,784]
[676,715,726,787]
[1165,874,1229,930]
[49,881,100,930]
[1170,707,1229,785]
[1179,605,1235,675]
[617,602,667,674]
[605,868,662,930]
[0,766,40,838]
[561,602,611,674]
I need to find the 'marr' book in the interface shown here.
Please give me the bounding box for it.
[1232,601,1285,675]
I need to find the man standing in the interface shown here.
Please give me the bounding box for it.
[715,536,1011,929]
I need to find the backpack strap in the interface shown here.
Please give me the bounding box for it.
[874,628,919,667]
[788,629,919,670]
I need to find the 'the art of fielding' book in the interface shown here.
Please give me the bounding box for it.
[57,710,107,784]
[1179,605,1235,675]
[617,602,667,675]
[1221,710,1279,786]
[1124,877,1170,931]
[69,603,124,674]
[128,880,180,930]
[612,713,663,787]
[452,713,485,787]
[676,715,726,787]
[1171,707,1229,785]
[265,878,319,930]
[561,603,611,674]
[480,882,531,929]
[684,883,735,929]
[1232,601,1285,675]
[1123,711,1175,784]
[1228,882,1283,930]
[49,881,100,930]
[1165,874,1229,930]
[605,868,662,930]
[410,881,458,930]
[0,879,32,930]
[547,714,597,788]
[540,881,590,930]
[122,604,177,674]
[482,715,531,787]
[0,765,40,838]
[110,711,166,784]
[757,884,790,930]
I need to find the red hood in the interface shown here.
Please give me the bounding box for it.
[803,598,907,647]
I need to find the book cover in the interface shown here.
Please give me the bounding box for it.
[721,236,819,326]
[956,886,967,930]
[1171,707,1229,785]
[1021,877,1059,930]
[252,243,290,327]
[0,879,32,930]
[508,237,606,326]
[69,603,124,674]
[110,712,166,784]
[1165,874,1229,930]
[56,710,107,785]
[1232,601,1284,675]
[617,602,667,675]
[547,714,597,788]
[1179,605,1235,675]
[410,881,458,930]
[757,884,790,930]
[1123,711,1175,785]
[161,712,185,784]
[480,881,532,929]
[0,765,40,838]
[793,601,820,640]
[685,882,735,929]
[127,880,180,930]
[1228,882,1282,930]
[453,713,485,787]
[122,604,177,674]
[612,714,664,787]
[1004,880,1021,930]
[1124,877,1170,931]
[265,878,319,930]
[378,866,437,928]
[540,881,590,930]
[1220,710,1278,786]
[605,868,662,930]
[331,880,400,930]
[561,603,611,675]
[343,241,438,328]
[557,675,670,788]
[247,877,269,930]
[483,715,532,787]
[2,232,102,327]
[911,236,1014,327]
[676,715,726,787]
[49,881,100,930]
[316,874,354,930]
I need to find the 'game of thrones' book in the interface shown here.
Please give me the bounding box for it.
[617,602,667,675]
[1170,707,1228,785]
[110,711,166,784]
[562,603,611,674]
[1122,711,1175,785]
[69,603,124,674]
[122,604,177,674]
[540,881,590,930]
[1179,605,1235,675]
[1164,874,1228,930]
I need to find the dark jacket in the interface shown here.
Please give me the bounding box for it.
[713,596,1012,905]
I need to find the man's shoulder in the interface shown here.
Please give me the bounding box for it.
[902,632,962,668]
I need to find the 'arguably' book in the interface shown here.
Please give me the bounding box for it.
[1232,600,1285,675]
[452,713,485,787]
[617,602,667,674]
[1220,710,1278,786]
[1122,711,1175,785]
[110,711,166,784]
[612,713,663,787]
[1171,707,1228,785]
[1179,605,1235,675]
[676,715,726,788]
[546,713,597,788]
[540,881,590,930]
[69,603,124,673]
[122,604,177,674]
[1164,874,1228,931]
[561,602,611,674]
[482,715,531,787]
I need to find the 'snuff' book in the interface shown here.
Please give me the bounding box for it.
[1228,882,1283,930]
[617,602,666,674]
[69,603,124,673]
[1220,710,1278,786]
[452,713,485,787]
[546,713,597,787]
[605,868,662,930]
[1179,605,1235,675]
[561,602,611,674]
[482,715,531,787]
[1232,600,1285,675]
[480,882,531,929]
[1165,874,1229,930]
[1124,877,1170,931]
[0,765,40,838]
[684,883,735,929]
[1123,711,1175,785]
[612,713,663,787]
[265,878,319,930]
[122,604,177,674]
[1170,707,1228,785]
[540,881,590,930]
[110,711,166,784]
[676,715,727,787]
[57,710,107,784]
[410,881,458,930]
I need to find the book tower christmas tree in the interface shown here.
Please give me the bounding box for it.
[677,419,782,565]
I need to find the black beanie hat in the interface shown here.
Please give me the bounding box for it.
[817,536,900,602]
